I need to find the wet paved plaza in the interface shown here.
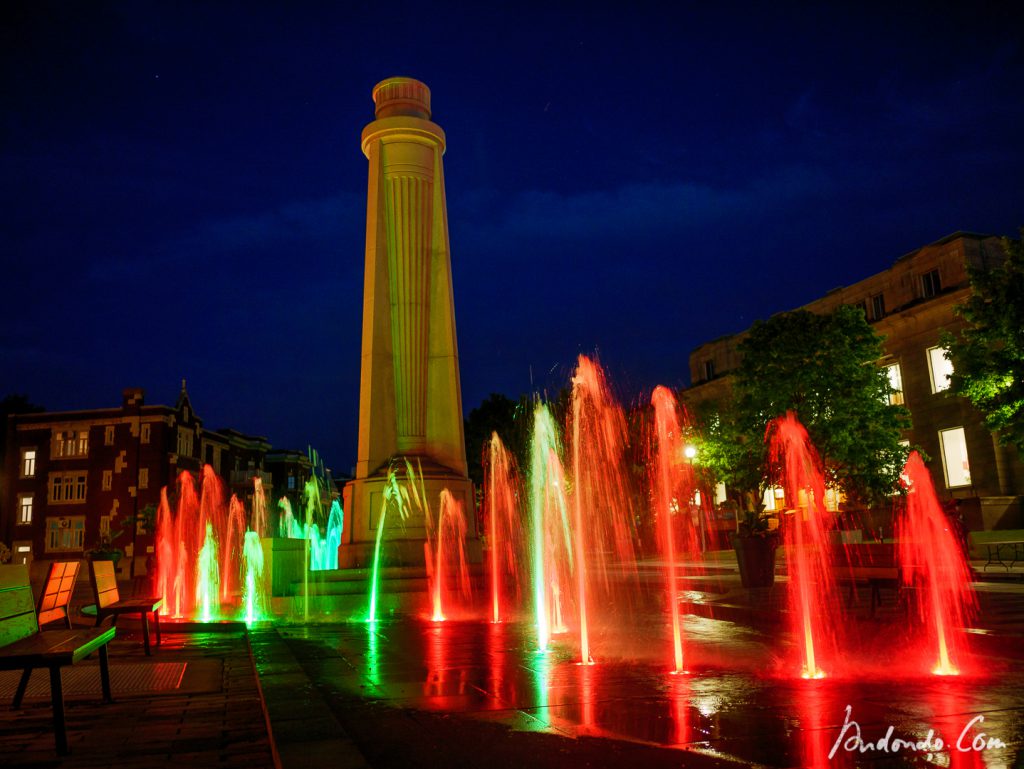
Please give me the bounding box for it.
[277,614,1024,768]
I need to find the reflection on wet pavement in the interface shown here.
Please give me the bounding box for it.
[280,616,1023,767]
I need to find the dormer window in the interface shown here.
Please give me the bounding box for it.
[921,269,941,299]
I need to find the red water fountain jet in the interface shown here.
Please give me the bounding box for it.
[484,432,522,623]
[650,386,700,674]
[223,495,246,602]
[155,487,175,616]
[430,490,471,622]
[568,355,639,664]
[170,470,200,618]
[897,451,977,676]
[767,412,843,679]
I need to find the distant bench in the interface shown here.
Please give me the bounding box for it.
[0,564,115,754]
[831,543,903,617]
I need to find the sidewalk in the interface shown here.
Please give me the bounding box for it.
[0,627,274,768]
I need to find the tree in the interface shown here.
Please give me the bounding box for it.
[463,393,531,488]
[943,231,1024,458]
[700,305,911,508]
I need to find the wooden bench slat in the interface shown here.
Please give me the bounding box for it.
[0,627,115,668]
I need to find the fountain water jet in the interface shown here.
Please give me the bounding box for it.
[484,432,522,623]
[767,412,843,679]
[650,386,701,674]
[430,490,471,622]
[897,451,977,675]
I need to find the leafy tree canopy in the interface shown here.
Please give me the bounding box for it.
[463,392,532,488]
[944,231,1024,458]
[701,305,910,507]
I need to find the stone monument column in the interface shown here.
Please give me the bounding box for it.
[341,77,475,567]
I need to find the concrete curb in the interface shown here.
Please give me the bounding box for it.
[248,627,371,769]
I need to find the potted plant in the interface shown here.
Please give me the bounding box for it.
[732,509,780,588]
[85,533,124,565]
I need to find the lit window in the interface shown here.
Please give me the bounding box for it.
[17,494,33,525]
[21,448,36,477]
[102,470,112,491]
[714,482,727,506]
[48,472,88,503]
[762,486,784,512]
[884,363,904,405]
[105,425,115,445]
[52,430,89,458]
[139,467,149,489]
[141,423,151,443]
[288,475,296,490]
[46,516,86,552]
[921,269,941,299]
[939,427,971,487]
[927,346,954,393]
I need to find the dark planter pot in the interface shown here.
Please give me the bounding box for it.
[733,536,777,588]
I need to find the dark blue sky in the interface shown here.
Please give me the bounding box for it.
[3,2,1023,472]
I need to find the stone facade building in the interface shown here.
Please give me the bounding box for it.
[684,232,1022,531]
[0,383,307,574]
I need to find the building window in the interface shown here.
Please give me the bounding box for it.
[20,448,37,478]
[927,346,954,393]
[139,467,149,489]
[45,516,86,552]
[939,427,971,488]
[870,293,886,321]
[52,429,89,458]
[104,425,115,445]
[48,471,88,504]
[921,269,941,299]
[288,475,296,490]
[141,423,151,443]
[884,363,904,406]
[703,359,715,381]
[176,427,194,457]
[102,470,112,490]
[17,494,33,525]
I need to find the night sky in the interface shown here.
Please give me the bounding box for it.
[3,3,1023,474]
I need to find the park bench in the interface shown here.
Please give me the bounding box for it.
[0,563,114,754]
[87,559,163,655]
[832,542,904,618]
[37,561,80,629]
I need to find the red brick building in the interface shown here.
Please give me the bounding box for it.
[0,382,306,575]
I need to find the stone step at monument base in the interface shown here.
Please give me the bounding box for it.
[288,567,486,596]
[268,582,487,622]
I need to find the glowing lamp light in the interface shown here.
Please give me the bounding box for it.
[683,445,697,460]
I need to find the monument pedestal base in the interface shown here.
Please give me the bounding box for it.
[341,472,477,569]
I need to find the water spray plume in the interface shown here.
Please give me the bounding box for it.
[242,531,266,625]
[897,451,977,676]
[650,386,693,674]
[196,522,220,622]
[485,432,521,624]
[367,465,411,623]
[767,413,842,680]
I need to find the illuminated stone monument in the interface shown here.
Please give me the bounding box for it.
[341,77,474,567]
